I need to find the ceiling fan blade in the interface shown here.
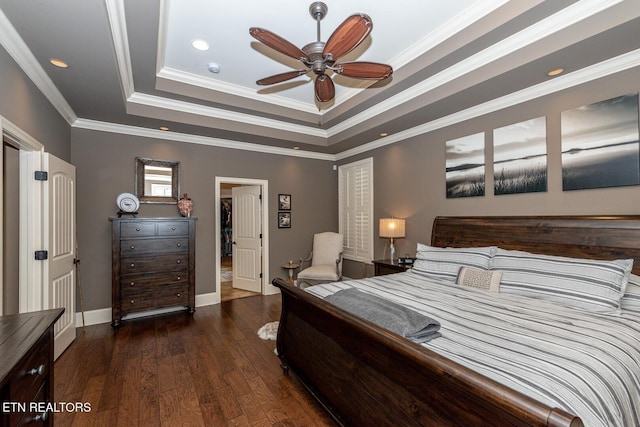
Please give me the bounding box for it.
[249,27,308,61]
[322,14,372,62]
[256,70,308,85]
[335,62,393,80]
[315,75,335,102]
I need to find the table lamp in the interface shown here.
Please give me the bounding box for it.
[379,218,405,263]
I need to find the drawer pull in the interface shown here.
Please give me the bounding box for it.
[136,227,140,231]
[27,364,45,376]
[176,293,182,297]
[130,300,135,304]
[130,281,135,286]
[130,263,135,268]
[172,227,176,231]
[176,259,182,264]
[176,276,181,281]
[130,245,135,249]
[34,411,49,422]
[176,243,181,247]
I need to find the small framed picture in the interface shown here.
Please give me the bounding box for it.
[278,194,291,210]
[278,212,291,228]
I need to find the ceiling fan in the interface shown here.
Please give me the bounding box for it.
[249,2,393,103]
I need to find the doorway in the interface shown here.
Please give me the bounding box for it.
[215,177,271,303]
[2,140,19,315]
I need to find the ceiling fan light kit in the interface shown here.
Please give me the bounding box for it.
[249,2,393,103]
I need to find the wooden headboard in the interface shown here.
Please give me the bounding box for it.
[431,215,640,275]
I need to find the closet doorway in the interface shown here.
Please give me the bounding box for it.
[215,177,270,303]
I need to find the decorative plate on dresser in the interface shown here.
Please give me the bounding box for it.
[110,217,196,328]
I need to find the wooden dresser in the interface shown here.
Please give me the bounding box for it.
[0,308,64,427]
[110,217,196,328]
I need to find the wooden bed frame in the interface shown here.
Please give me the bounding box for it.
[272,216,640,426]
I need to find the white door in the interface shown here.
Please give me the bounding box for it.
[232,185,262,293]
[43,153,76,360]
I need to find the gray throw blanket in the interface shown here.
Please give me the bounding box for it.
[324,288,441,343]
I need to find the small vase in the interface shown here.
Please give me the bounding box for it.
[178,193,193,217]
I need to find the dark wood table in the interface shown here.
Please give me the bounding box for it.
[0,308,64,426]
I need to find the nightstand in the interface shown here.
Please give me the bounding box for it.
[372,259,411,276]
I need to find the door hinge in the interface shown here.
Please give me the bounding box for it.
[259,233,262,239]
[260,273,263,279]
[35,250,48,260]
[34,171,48,181]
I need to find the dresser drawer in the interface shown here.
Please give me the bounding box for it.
[120,271,188,289]
[120,237,189,255]
[9,332,50,404]
[11,381,47,426]
[120,254,189,275]
[121,283,189,314]
[120,221,156,237]
[157,221,189,236]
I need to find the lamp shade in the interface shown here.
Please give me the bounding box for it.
[379,218,405,238]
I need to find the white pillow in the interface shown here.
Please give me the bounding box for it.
[411,244,495,280]
[457,267,501,292]
[492,248,632,314]
[622,273,640,314]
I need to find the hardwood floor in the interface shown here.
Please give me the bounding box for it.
[220,256,260,302]
[54,295,335,426]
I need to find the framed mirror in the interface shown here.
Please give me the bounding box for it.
[135,157,180,204]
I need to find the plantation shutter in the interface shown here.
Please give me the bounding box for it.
[339,158,373,263]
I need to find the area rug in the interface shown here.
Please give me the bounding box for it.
[257,321,279,340]
[221,266,233,282]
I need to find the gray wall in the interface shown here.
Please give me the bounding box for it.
[0,46,70,161]
[71,128,338,311]
[341,67,640,279]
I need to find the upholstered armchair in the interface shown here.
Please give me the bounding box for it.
[297,232,344,288]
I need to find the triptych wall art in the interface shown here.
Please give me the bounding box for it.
[445,92,639,198]
[561,93,639,191]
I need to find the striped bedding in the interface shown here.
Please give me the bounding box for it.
[306,271,640,427]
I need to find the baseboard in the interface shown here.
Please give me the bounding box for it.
[74,291,219,326]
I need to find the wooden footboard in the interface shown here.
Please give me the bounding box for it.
[272,278,582,427]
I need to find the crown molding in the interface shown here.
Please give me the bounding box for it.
[72,118,336,161]
[4,0,638,164]
[105,0,134,99]
[156,67,318,114]
[389,0,513,70]
[0,8,77,125]
[127,92,328,139]
[336,48,640,160]
[328,0,628,139]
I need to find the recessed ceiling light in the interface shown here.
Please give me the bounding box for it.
[207,63,221,73]
[49,58,68,68]
[547,67,564,77]
[380,132,389,137]
[191,39,210,51]
[292,146,300,150]
[159,126,170,131]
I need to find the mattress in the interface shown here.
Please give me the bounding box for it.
[306,271,640,427]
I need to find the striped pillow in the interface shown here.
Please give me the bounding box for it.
[493,248,633,314]
[622,274,640,314]
[411,244,495,280]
